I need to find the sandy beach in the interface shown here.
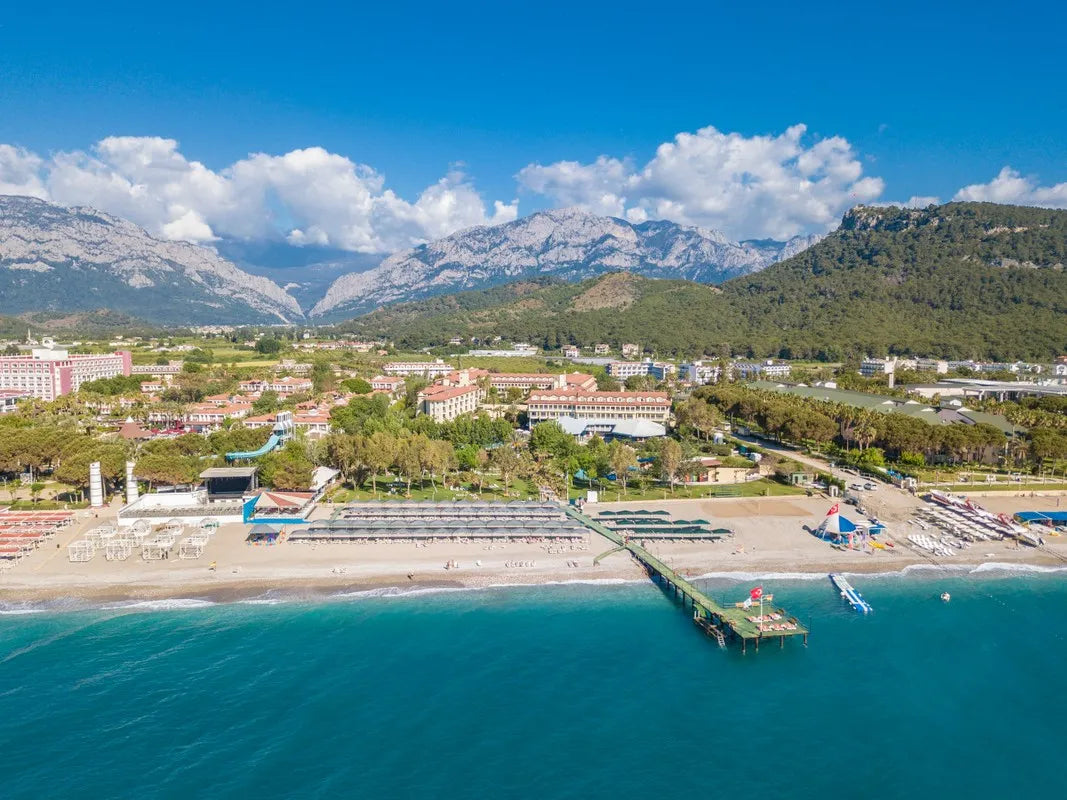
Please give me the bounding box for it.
[2,488,1065,606]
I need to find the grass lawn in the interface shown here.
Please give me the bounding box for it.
[324,472,543,503]
[3,499,90,510]
[568,478,806,502]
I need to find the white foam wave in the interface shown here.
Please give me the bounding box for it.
[102,598,217,612]
[486,578,641,589]
[0,607,46,615]
[968,562,1067,575]
[329,585,473,601]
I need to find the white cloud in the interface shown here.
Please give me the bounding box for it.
[953,167,1067,208]
[5,137,516,253]
[518,124,885,240]
[873,195,940,209]
[0,145,48,198]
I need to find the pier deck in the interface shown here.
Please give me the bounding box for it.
[569,508,808,650]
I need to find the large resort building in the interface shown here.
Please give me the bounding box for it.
[382,360,455,378]
[417,384,483,422]
[527,387,671,425]
[487,372,596,393]
[0,342,132,401]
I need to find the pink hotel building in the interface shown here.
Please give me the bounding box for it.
[0,344,132,401]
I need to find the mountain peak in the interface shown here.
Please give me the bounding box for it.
[0,195,303,323]
[311,209,813,319]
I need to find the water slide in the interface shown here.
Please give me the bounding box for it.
[225,433,282,462]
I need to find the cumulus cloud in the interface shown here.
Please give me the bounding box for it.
[872,195,941,209]
[517,124,885,240]
[3,137,517,253]
[953,167,1067,208]
[0,145,49,198]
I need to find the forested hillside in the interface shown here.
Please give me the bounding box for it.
[337,202,1067,360]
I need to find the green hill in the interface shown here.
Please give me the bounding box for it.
[337,202,1067,361]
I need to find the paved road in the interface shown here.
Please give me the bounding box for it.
[730,433,920,522]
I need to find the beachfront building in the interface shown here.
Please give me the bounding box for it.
[0,341,132,401]
[606,361,651,380]
[527,388,671,426]
[682,457,759,485]
[382,360,454,378]
[417,384,483,422]
[562,345,580,359]
[555,416,667,442]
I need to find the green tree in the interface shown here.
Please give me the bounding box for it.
[491,446,521,495]
[657,438,684,492]
[608,442,638,495]
[261,442,314,490]
[255,338,282,355]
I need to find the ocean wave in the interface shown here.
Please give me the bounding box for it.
[101,598,218,612]
[0,606,46,616]
[329,585,473,601]
[967,562,1067,575]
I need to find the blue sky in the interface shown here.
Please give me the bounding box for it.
[0,0,1064,251]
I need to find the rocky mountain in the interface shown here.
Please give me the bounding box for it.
[311,208,819,319]
[0,196,304,324]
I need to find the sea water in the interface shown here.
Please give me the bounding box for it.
[2,570,1066,799]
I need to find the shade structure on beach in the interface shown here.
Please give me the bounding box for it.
[819,512,857,537]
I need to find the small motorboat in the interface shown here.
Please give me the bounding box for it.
[940,591,951,602]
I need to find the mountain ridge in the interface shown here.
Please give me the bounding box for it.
[311,207,819,318]
[0,196,304,324]
[335,202,1067,361]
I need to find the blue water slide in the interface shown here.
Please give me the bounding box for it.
[226,433,282,462]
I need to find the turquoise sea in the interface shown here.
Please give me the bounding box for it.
[2,568,1066,799]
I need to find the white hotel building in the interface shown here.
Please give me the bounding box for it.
[526,388,671,425]
[383,360,455,378]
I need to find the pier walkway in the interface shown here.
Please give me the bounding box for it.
[568,508,808,652]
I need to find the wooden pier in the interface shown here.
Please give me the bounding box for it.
[569,508,809,652]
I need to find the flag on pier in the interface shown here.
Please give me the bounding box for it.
[750,586,763,601]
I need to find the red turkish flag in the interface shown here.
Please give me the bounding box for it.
[826,503,840,516]
[750,586,763,601]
